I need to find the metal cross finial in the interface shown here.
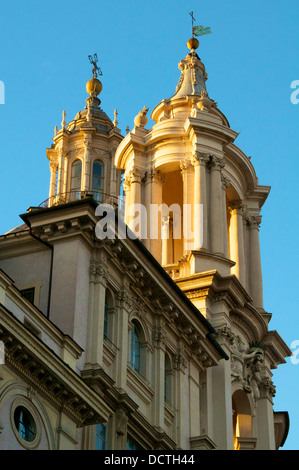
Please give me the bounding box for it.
[88,53,103,78]
[189,11,196,37]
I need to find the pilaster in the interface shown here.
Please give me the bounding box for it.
[192,151,209,252]
[209,156,225,256]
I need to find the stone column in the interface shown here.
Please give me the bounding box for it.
[210,156,225,256]
[229,200,246,286]
[180,160,194,255]
[123,173,132,226]
[63,156,68,194]
[114,285,131,390]
[247,215,263,310]
[173,347,188,448]
[85,257,108,367]
[56,147,65,198]
[192,152,209,251]
[82,139,91,193]
[255,378,276,449]
[145,169,164,262]
[221,174,230,259]
[152,321,166,429]
[161,216,173,266]
[127,167,142,235]
[49,162,58,204]
[210,352,234,449]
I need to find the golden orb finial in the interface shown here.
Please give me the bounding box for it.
[86,77,102,96]
[187,37,199,50]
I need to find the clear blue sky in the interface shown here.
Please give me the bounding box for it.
[0,0,298,450]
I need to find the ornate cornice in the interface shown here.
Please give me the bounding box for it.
[0,306,112,426]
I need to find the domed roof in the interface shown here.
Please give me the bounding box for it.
[64,75,114,134]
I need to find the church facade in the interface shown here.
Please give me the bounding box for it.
[0,37,291,450]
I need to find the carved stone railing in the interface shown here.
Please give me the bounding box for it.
[38,190,124,210]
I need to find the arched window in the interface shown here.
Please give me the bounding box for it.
[130,322,141,374]
[92,160,104,202]
[164,354,172,404]
[70,159,82,200]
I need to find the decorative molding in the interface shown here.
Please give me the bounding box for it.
[191,151,209,167]
[209,155,225,171]
[217,326,265,400]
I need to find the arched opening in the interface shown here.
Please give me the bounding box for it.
[92,160,104,202]
[232,390,253,450]
[129,320,146,378]
[161,167,184,265]
[70,159,82,200]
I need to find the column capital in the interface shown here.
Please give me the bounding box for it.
[123,175,131,192]
[210,155,225,171]
[228,200,247,215]
[191,151,210,167]
[49,161,58,172]
[162,215,173,227]
[144,168,165,184]
[247,214,262,229]
[128,167,142,184]
[180,159,193,175]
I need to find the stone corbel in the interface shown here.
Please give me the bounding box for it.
[221,174,231,191]
[173,348,187,372]
[258,377,276,400]
[115,408,128,436]
[153,327,167,349]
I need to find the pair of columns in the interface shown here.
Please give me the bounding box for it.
[122,159,263,310]
[229,202,263,309]
[191,152,229,256]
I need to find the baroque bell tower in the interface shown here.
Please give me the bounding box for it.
[45,54,123,209]
[115,37,268,313]
[115,34,290,449]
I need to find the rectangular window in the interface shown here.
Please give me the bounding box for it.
[95,423,107,450]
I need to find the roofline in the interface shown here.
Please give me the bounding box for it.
[18,198,229,361]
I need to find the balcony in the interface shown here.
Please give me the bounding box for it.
[38,190,124,210]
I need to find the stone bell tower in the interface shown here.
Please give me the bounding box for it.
[45,58,123,209]
[115,36,269,313]
[115,36,290,449]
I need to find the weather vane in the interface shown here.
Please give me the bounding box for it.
[189,11,212,41]
[88,53,103,78]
